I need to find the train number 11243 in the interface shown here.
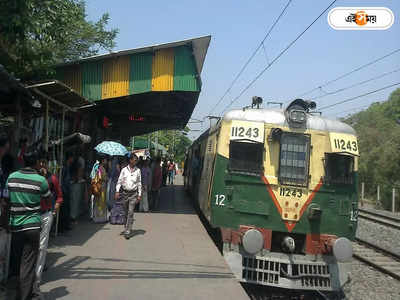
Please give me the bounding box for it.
[279,187,302,198]
[231,126,259,139]
[333,138,358,152]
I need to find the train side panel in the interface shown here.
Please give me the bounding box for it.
[185,129,219,221]
[197,130,218,221]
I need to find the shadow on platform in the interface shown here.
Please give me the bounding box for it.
[49,219,108,248]
[43,286,69,300]
[126,229,146,238]
[155,185,195,215]
[92,257,228,270]
[42,256,234,284]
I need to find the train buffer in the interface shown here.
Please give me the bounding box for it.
[6,175,249,300]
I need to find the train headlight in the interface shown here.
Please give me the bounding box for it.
[289,110,306,123]
[242,229,264,254]
[281,236,296,253]
[332,237,353,262]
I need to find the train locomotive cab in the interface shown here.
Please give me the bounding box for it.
[188,98,359,293]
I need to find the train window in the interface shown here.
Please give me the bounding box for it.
[279,133,310,187]
[324,153,354,185]
[229,141,263,173]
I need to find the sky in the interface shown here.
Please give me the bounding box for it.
[86,0,400,140]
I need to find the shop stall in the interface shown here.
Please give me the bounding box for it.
[49,132,91,221]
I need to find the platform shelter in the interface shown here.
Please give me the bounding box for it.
[54,36,211,138]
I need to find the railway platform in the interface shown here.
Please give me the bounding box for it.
[5,175,249,300]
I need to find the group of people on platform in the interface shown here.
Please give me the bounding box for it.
[88,153,179,240]
[0,130,183,299]
[0,133,74,300]
[161,159,178,186]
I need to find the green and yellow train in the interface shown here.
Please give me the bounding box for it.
[184,98,358,292]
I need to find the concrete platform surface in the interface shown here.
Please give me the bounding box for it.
[15,177,249,300]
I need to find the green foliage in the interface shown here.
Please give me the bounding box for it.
[0,0,118,79]
[156,130,192,163]
[134,130,192,163]
[344,88,400,210]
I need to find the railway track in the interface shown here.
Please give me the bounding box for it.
[353,238,400,281]
[358,208,400,230]
[242,283,333,300]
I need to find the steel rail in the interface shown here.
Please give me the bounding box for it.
[358,209,400,230]
[353,238,400,281]
[358,208,400,223]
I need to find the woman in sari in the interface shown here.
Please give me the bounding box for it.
[91,155,108,223]
[89,159,99,220]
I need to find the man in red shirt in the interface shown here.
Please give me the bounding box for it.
[35,158,63,288]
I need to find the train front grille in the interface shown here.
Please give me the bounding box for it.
[242,256,332,289]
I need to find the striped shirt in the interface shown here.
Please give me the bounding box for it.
[7,168,50,232]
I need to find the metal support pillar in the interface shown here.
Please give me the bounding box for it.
[376,185,381,208]
[155,131,159,156]
[172,130,175,158]
[59,108,65,181]
[55,108,65,237]
[393,188,396,213]
[45,100,49,152]
[361,182,365,207]
[15,95,22,150]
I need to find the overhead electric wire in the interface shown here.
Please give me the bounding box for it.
[220,0,338,115]
[331,104,371,117]
[311,67,400,100]
[189,117,203,122]
[207,0,293,116]
[296,48,400,99]
[319,82,400,111]
[188,117,203,124]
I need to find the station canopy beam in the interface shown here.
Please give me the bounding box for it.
[26,80,91,112]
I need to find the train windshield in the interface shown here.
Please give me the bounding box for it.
[229,141,263,173]
[279,133,310,187]
[324,153,354,185]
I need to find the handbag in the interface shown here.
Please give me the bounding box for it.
[110,201,126,225]
[91,175,101,196]
[91,166,106,196]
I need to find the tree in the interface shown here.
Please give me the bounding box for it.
[0,0,118,79]
[132,130,192,163]
[157,129,192,162]
[344,88,400,210]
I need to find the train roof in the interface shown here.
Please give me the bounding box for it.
[223,108,356,135]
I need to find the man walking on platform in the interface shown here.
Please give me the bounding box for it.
[115,153,141,240]
[7,150,51,300]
